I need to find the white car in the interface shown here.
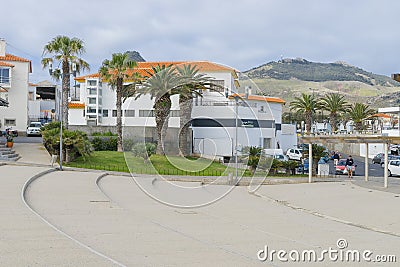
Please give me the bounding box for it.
[26,122,43,136]
[388,159,400,177]
[286,148,303,161]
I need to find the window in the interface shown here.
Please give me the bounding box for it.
[0,68,10,85]
[209,80,225,93]
[4,118,16,126]
[102,109,108,117]
[87,107,96,113]
[124,110,135,117]
[87,80,97,86]
[263,138,271,149]
[169,110,180,117]
[88,97,96,104]
[87,88,97,95]
[139,110,154,117]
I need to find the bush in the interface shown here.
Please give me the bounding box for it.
[131,142,156,161]
[42,124,92,163]
[91,136,117,151]
[91,131,117,136]
[123,139,134,151]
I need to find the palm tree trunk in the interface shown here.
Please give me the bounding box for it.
[179,95,192,156]
[330,113,337,133]
[116,78,123,152]
[154,95,171,155]
[62,61,70,129]
[305,111,312,133]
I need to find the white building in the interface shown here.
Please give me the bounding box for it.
[28,80,57,124]
[70,61,296,157]
[0,39,32,132]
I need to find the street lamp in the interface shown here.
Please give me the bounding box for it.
[48,62,77,171]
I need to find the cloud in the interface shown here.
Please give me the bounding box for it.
[2,0,400,83]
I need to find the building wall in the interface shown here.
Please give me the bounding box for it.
[69,65,290,157]
[0,61,30,131]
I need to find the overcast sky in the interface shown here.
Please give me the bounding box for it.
[3,0,400,82]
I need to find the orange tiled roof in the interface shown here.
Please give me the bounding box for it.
[68,102,85,109]
[75,61,236,82]
[0,53,32,73]
[0,61,14,67]
[229,93,286,104]
[368,113,391,119]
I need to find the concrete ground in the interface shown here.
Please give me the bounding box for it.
[12,143,52,165]
[1,163,399,266]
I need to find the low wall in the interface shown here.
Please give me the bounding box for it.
[325,143,361,157]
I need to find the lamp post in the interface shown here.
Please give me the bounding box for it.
[234,95,239,185]
[48,62,77,171]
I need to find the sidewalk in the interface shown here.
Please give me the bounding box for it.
[12,143,52,165]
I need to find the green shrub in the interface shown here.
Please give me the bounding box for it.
[131,142,156,161]
[91,131,117,136]
[123,139,134,151]
[90,136,117,151]
[41,125,92,163]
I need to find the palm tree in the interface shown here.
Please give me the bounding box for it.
[348,103,375,131]
[289,93,320,133]
[136,65,182,155]
[42,35,89,129]
[175,64,217,156]
[99,53,139,152]
[319,93,349,133]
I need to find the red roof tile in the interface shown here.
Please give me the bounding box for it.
[0,53,32,73]
[75,61,236,82]
[229,93,286,104]
[68,102,85,109]
[0,62,14,67]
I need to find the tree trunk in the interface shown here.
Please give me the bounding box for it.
[154,95,171,155]
[62,61,70,129]
[305,111,312,133]
[179,95,193,156]
[116,78,123,152]
[330,113,337,133]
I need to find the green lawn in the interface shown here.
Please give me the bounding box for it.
[66,151,252,176]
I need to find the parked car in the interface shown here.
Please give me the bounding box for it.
[274,154,289,161]
[297,158,309,173]
[379,155,400,167]
[286,148,303,161]
[372,153,384,164]
[335,159,356,175]
[388,159,400,177]
[26,122,43,136]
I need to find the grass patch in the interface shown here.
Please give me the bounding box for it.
[66,151,253,176]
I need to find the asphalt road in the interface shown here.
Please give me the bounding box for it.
[328,154,384,177]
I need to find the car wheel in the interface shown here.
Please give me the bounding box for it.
[389,170,392,177]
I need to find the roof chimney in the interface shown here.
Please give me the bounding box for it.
[0,38,5,57]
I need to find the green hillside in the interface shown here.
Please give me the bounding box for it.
[240,58,400,110]
[244,58,400,87]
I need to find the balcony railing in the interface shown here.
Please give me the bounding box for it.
[194,100,257,108]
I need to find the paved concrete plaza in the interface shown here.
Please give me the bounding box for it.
[0,163,399,266]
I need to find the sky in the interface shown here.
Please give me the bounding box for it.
[3,0,400,83]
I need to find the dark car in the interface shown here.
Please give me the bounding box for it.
[372,153,384,164]
[297,159,309,173]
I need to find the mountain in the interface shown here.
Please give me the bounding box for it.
[240,58,400,110]
[125,51,146,62]
[244,58,400,87]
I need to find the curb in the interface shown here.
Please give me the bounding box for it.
[21,168,126,267]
